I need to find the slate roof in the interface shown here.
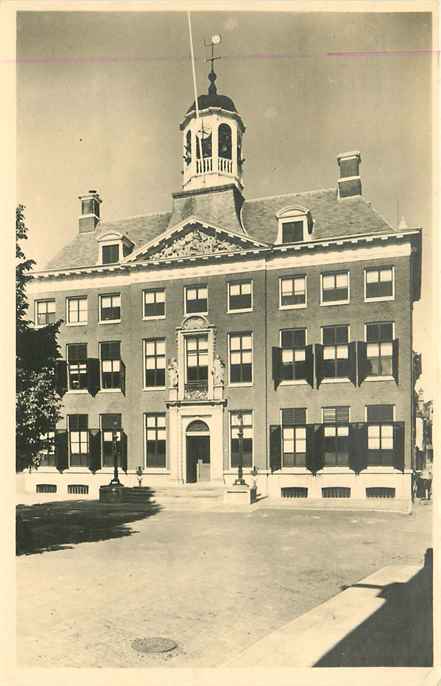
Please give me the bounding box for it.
[44,185,394,271]
[186,92,237,115]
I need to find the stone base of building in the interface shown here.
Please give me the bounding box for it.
[19,467,412,511]
[223,484,257,505]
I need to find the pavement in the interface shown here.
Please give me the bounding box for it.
[16,498,433,668]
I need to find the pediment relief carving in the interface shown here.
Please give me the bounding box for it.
[149,226,242,260]
[182,315,209,330]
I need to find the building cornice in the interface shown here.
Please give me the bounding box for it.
[31,228,422,282]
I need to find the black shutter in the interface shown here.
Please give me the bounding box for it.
[357,342,368,386]
[349,422,368,474]
[313,424,325,474]
[121,431,128,472]
[121,360,126,395]
[392,339,399,384]
[88,429,101,473]
[305,424,316,473]
[269,425,281,472]
[393,422,405,471]
[87,358,100,396]
[348,342,357,386]
[305,344,314,387]
[272,347,282,390]
[55,360,68,396]
[315,344,324,388]
[55,429,68,472]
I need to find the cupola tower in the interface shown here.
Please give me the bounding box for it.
[180,50,245,192]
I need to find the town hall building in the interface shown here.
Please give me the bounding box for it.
[25,63,422,507]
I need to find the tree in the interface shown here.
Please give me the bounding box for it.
[16,205,63,471]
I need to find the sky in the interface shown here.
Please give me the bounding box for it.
[16,9,435,397]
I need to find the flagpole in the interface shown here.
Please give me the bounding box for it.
[187,11,204,177]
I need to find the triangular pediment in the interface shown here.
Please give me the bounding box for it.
[124,216,268,263]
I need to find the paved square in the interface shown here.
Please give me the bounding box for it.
[16,500,432,667]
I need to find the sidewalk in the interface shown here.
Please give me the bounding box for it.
[225,561,433,667]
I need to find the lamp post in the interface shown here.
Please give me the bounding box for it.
[109,418,122,487]
[234,411,246,486]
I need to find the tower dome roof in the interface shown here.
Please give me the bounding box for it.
[186,92,238,115]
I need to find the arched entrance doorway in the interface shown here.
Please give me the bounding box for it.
[186,420,210,483]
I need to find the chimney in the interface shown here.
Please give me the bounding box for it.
[78,190,102,233]
[337,151,361,199]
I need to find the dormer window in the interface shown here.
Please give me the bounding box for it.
[97,231,134,266]
[276,207,313,245]
[102,244,119,264]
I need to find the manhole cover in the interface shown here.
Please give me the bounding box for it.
[131,637,177,654]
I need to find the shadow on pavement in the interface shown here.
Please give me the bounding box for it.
[16,491,161,556]
[315,548,433,667]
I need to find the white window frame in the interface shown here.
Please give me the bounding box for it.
[228,332,254,387]
[279,328,308,386]
[143,338,167,391]
[184,284,208,316]
[228,409,254,470]
[143,412,168,472]
[275,207,311,245]
[227,280,254,314]
[364,266,395,302]
[34,299,56,328]
[278,275,307,310]
[320,270,350,306]
[364,404,396,469]
[142,287,166,321]
[320,324,351,384]
[100,241,120,265]
[66,295,88,326]
[320,406,352,470]
[363,321,395,382]
[280,408,308,470]
[68,414,89,470]
[66,342,88,394]
[99,341,122,394]
[99,293,121,324]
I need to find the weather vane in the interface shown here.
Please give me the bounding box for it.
[204,34,222,95]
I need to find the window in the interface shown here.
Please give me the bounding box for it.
[367,405,395,466]
[66,296,88,325]
[366,322,394,376]
[185,335,208,390]
[218,123,232,159]
[282,408,307,467]
[280,329,307,381]
[322,407,350,467]
[230,411,253,468]
[68,415,89,467]
[279,276,306,308]
[101,414,122,468]
[281,220,304,243]
[143,288,165,319]
[100,341,121,389]
[185,130,192,166]
[185,285,208,314]
[38,431,56,467]
[67,343,88,391]
[145,413,166,468]
[99,293,121,322]
[35,299,56,326]
[228,281,252,312]
[102,244,120,264]
[229,333,253,384]
[321,271,350,304]
[144,338,166,388]
[322,325,350,379]
[365,267,394,301]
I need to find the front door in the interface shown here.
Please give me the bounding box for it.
[186,436,210,483]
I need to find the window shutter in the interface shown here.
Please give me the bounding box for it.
[305,424,316,473]
[272,347,282,390]
[348,342,357,386]
[392,339,399,384]
[312,424,325,474]
[87,358,100,396]
[55,360,68,396]
[349,422,368,474]
[121,360,126,395]
[393,422,405,471]
[357,342,368,386]
[55,429,68,472]
[269,425,281,472]
[121,431,128,472]
[88,429,101,473]
[315,344,324,388]
[305,344,314,387]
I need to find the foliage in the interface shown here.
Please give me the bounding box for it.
[16,205,63,471]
